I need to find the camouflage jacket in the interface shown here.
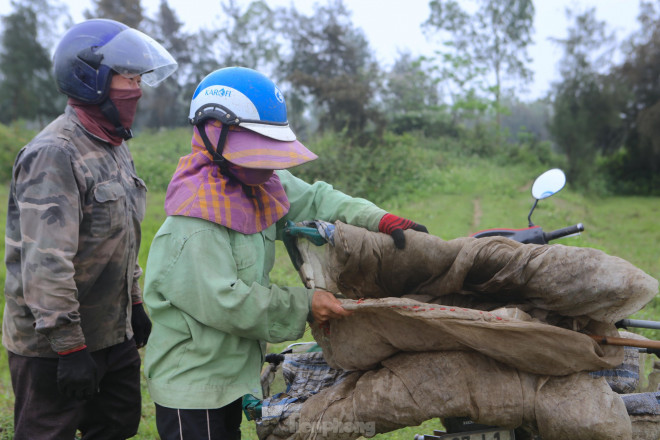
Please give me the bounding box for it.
[3,106,146,357]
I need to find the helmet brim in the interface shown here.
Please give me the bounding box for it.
[222,127,318,170]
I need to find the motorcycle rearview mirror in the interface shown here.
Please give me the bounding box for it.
[531,168,566,200]
[528,169,567,227]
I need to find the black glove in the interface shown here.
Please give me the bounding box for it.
[378,213,429,249]
[132,302,152,348]
[57,346,98,400]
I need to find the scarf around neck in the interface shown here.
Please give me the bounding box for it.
[69,88,142,146]
[164,121,290,234]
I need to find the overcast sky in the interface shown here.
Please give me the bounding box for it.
[0,0,643,100]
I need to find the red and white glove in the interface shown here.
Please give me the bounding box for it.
[378,213,428,249]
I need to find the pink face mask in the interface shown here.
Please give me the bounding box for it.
[227,163,274,186]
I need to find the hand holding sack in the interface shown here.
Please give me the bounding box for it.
[378,213,429,249]
[57,346,98,400]
[311,290,353,324]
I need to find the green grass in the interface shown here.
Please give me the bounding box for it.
[0,183,12,440]
[0,156,659,438]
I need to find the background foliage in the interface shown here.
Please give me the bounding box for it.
[1,0,660,194]
[0,0,659,438]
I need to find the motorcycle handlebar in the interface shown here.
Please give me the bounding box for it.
[543,223,584,243]
[616,319,660,330]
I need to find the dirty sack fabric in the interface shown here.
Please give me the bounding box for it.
[272,223,657,439]
[311,298,622,375]
[590,345,641,394]
[257,352,350,440]
[297,222,656,374]
[629,415,660,440]
[623,391,660,415]
[590,331,650,394]
[316,222,658,324]
[622,392,660,440]
[263,350,631,440]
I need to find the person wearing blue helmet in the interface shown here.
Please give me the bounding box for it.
[142,66,427,439]
[2,18,176,440]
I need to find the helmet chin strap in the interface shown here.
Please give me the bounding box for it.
[197,121,257,198]
[197,122,230,174]
[99,98,133,140]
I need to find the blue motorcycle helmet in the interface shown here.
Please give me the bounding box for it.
[188,67,317,173]
[189,67,296,142]
[52,19,177,140]
[53,18,177,104]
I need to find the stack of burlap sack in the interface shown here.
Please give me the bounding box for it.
[604,333,660,440]
[258,222,659,440]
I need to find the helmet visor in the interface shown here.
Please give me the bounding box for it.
[97,28,177,86]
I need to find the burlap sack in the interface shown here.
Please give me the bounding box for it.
[296,222,658,375]
[311,298,622,375]
[304,222,658,324]
[622,392,660,440]
[257,351,350,440]
[272,222,659,439]
[263,351,631,440]
[629,415,660,440]
[591,332,648,394]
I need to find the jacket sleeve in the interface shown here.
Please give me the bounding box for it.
[12,145,85,352]
[146,226,313,343]
[276,170,387,236]
[131,263,143,304]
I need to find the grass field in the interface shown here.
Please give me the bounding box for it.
[0,157,658,439]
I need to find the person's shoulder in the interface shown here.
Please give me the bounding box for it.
[161,215,231,238]
[276,169,309,186]
[275,169,293,180]
[26,110,110,159]
[15,114,72,160]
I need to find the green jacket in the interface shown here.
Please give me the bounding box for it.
[143,170,386,409]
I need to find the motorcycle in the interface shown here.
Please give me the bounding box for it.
[280,168,584,440]
[413,168,578,440]
[470,168,583,245]
[278,169,578,440]
[276,169,659,440]
[413,168,660,440]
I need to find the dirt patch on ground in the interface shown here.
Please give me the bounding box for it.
[471,197,482,234]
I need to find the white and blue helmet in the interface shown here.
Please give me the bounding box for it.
[189,67,296,142]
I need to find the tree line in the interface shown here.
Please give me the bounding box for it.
[0,0,658,195]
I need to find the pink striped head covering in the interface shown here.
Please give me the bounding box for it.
[164,120,315,233]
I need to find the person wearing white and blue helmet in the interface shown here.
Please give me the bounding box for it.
[3,18,176,440]
[142,66,427,439]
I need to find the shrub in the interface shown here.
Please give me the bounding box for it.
[293,130,438,204]
[129,127,192,192]
[599,148,659,196]
[0,122,36,182]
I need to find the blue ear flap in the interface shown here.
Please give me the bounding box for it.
[69,60,113,104]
